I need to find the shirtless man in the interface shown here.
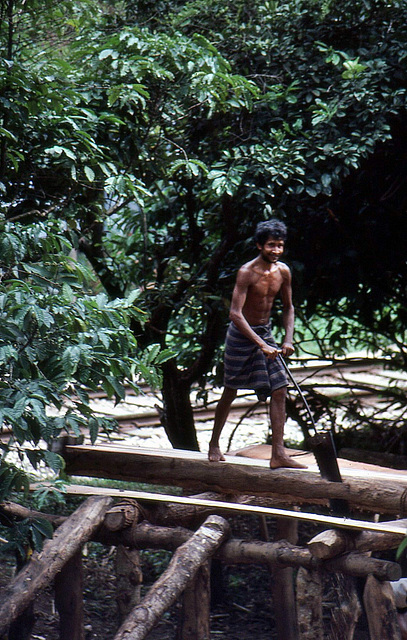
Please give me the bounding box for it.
[208,219,306,469]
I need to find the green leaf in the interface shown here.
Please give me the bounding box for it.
[84,166,95,182]
[42,450,65,473]
[396,536,407,561]
[155,349,175,365]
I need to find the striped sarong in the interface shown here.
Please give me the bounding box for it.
[223,322,287,399]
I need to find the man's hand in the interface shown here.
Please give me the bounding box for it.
[281,342,294,357]
[261,343,279,360]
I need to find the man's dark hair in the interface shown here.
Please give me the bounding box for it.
[254,219,287,245]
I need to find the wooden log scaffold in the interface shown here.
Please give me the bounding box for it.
[0,496,113,638]
[4,432,407,639]
[2,496,403,580]
[0,488,405,639]
[308,522,407,560]
[113,514,230,640]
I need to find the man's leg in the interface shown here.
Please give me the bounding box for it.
[208,387,237,461]
[269,386,307,469]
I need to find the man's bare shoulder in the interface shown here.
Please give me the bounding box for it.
[236,258,259,278]
[277,261,291,278]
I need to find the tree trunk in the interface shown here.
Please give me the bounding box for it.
[161,361,199,450]
[327,574,361,640]
[8,552,35,640]
[62,443,407,515]
[308,522,407,559]
[97,521,401,580]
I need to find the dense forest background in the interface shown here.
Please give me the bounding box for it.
[1,0,407,506]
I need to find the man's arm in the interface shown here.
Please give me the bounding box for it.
[229,267,279,359]
[280,265,295,357]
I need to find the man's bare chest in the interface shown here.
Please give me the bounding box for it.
[249,270,283,298]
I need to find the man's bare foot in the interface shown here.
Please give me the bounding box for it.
[208,444,225,462]
[270,455,307,470]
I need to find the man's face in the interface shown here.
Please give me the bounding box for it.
[257,236,285,263]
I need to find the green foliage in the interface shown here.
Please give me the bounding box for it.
[31,480,68,511]
[1,0,407,458]
[0,516,54,561]
[0,213,172,505]
[0,461,29,501]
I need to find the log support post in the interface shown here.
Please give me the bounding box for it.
[296,567,324,640]
[363,575,402,640]
[271,518,298,640]
[54,551,85,640]
[115,546,143,621]
[113,515,230,640]
[0,496,113,637]
[326,573,362,640]
[176,561,211,640]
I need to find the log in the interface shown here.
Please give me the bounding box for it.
[56,485,407,536]
[0,500,66,527]
[97,521,401,581]
[177,562,211,640]
[113,515,230,640]
[105,500,141,532]
[0,496,113,636]
[15,490,407,543]
[327,574,361,640]
[2,492,273,531]
[324,551,400,582]
[7,555,35,640]
[54,551,85,640]
[363,575,402,640]
[308,519,407,559]
[144,491,238,527]
[271,519,298,640]
[296,567,323,640]
[63,444,407,514]
[115,546,143,621]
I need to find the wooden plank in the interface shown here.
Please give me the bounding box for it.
[230,444,407,483]
[44,483,407,536]
[62,444,407,514]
